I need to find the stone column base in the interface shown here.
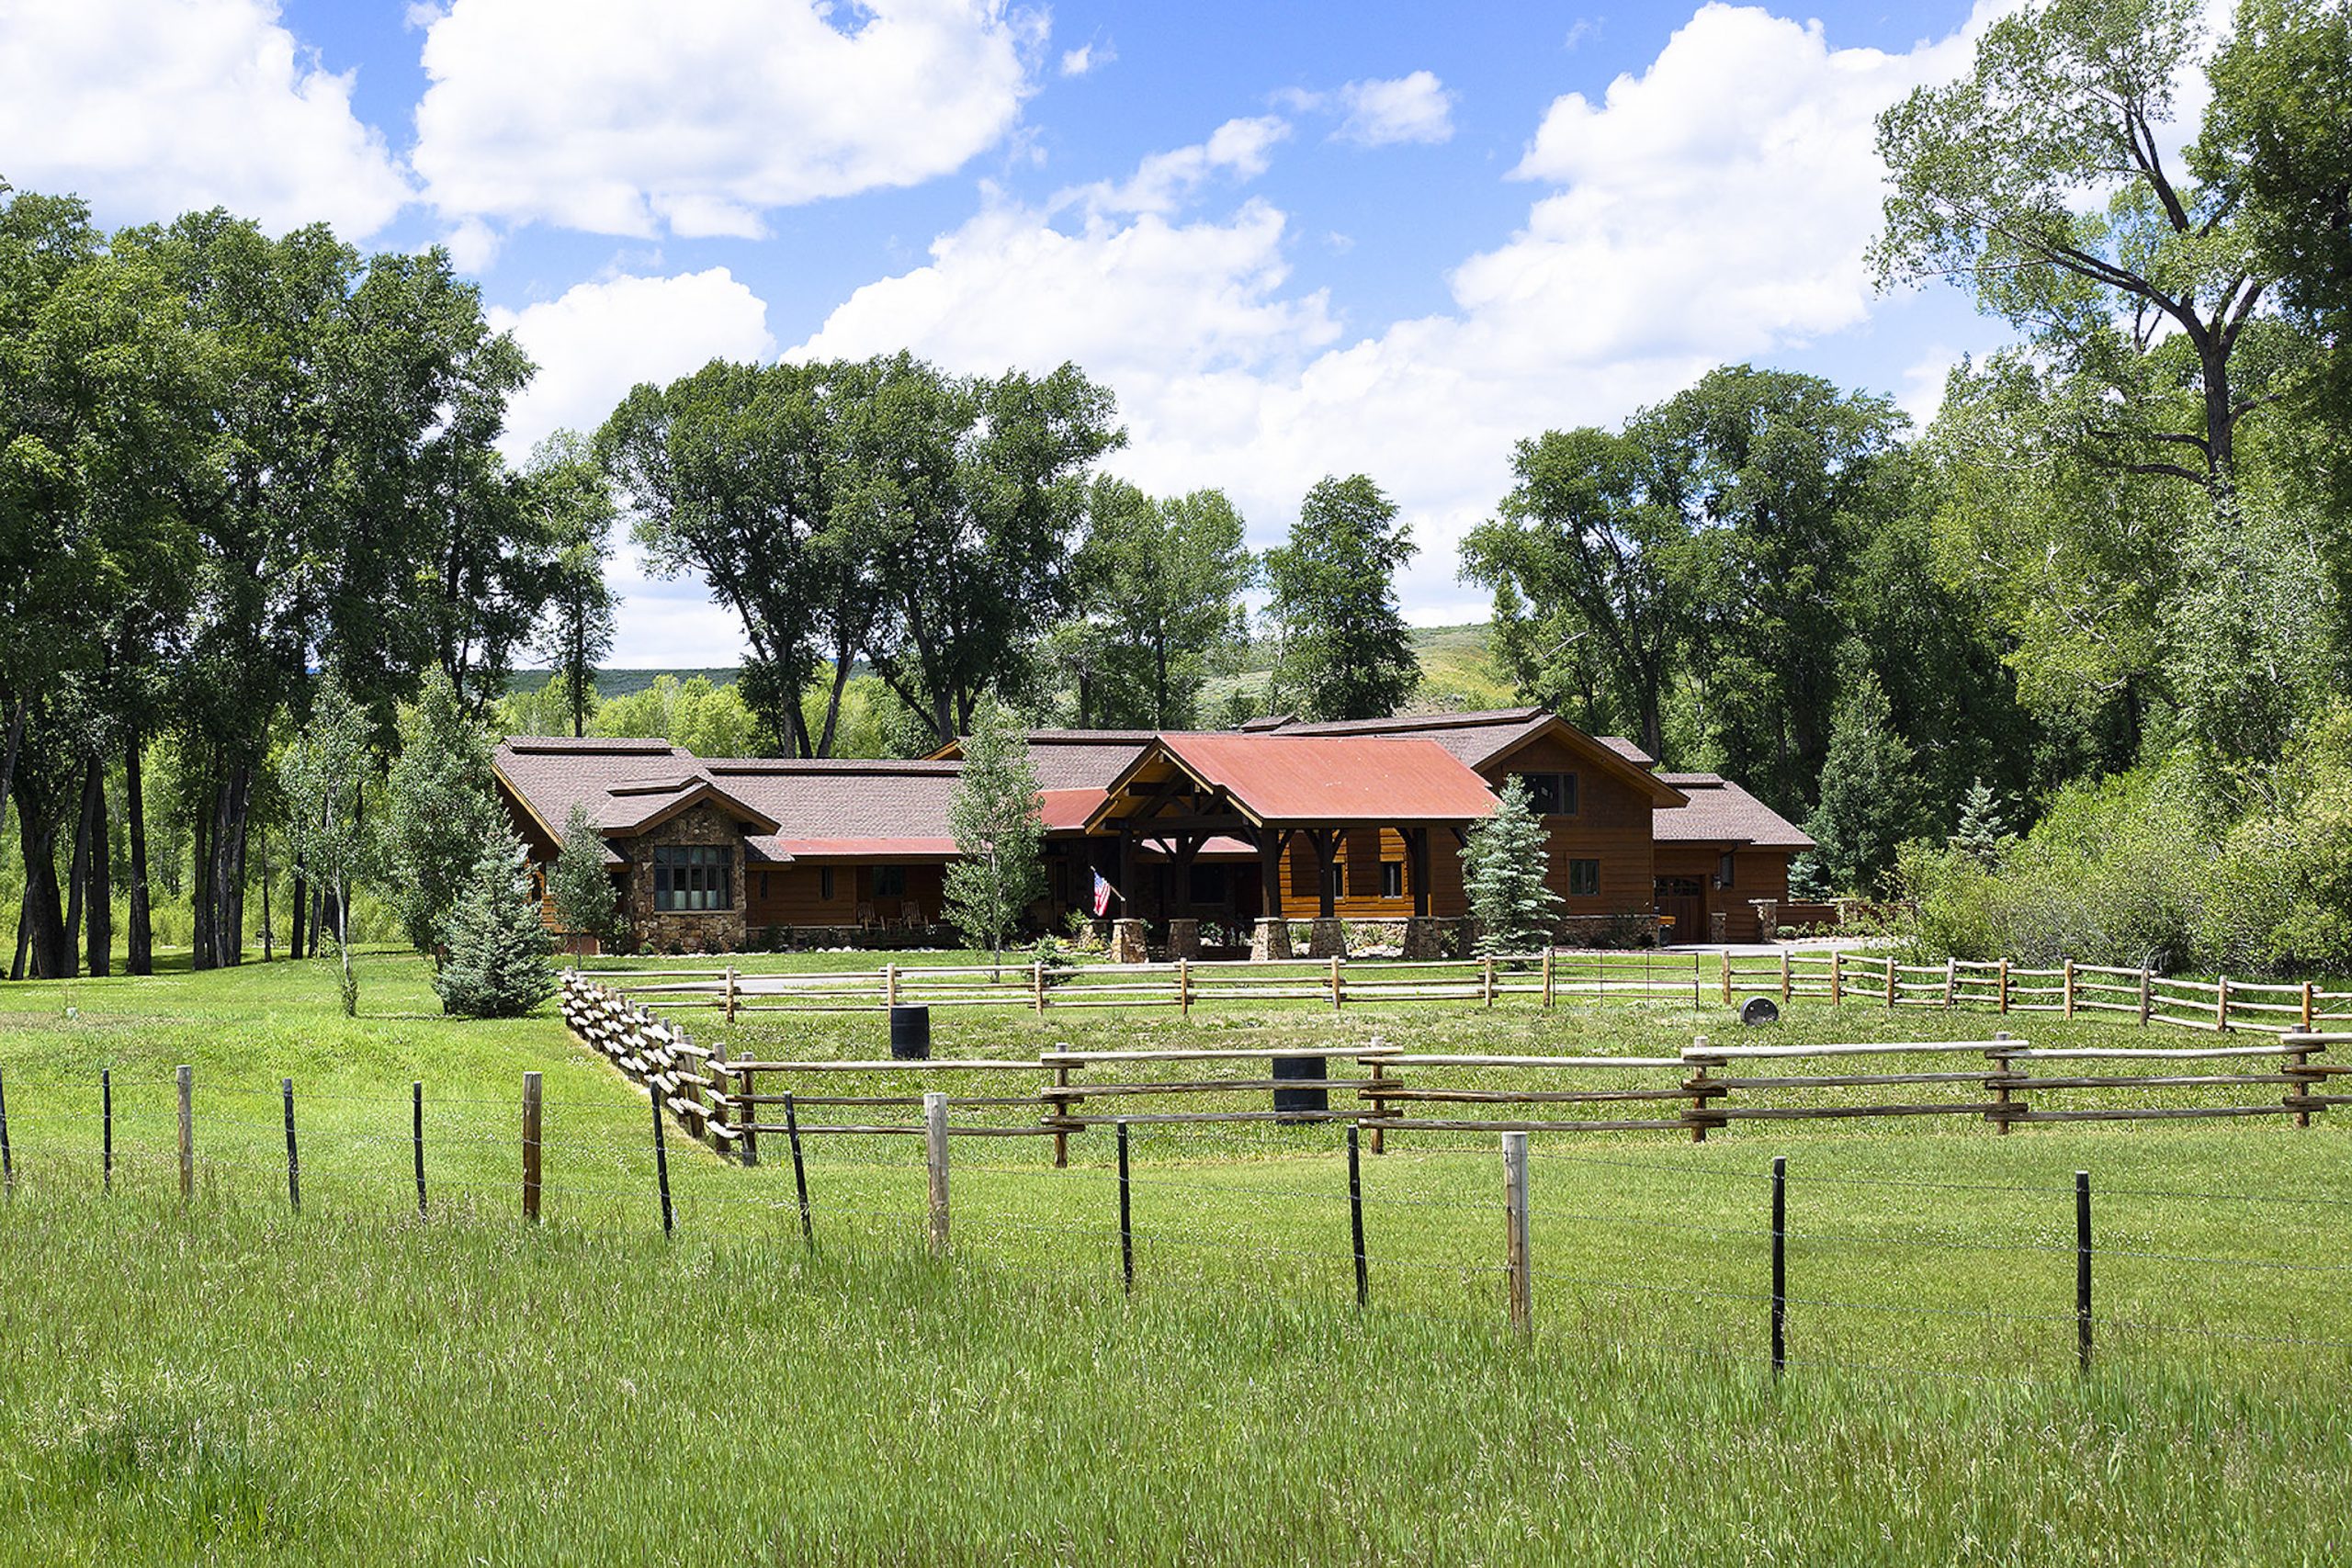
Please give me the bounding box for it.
[1167,918,1201,959]
[1109,918,1148,964]
[1306,917,1348,959]
[1709,909,1729,944]
[1749,898,1780,942]
[1249,917,1293,962]
[1400,916,1447,960]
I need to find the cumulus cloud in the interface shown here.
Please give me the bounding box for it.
[1059,40,1113,76]
[1334,71,1456,146]
[411,0,1039,240]
[0,0,411,236]
[491,267,778,458]
[1079,117,1290,216]
[783,4,2008,623]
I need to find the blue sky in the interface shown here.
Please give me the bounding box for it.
[2,1,2083,664]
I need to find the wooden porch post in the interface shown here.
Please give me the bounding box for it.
[1307,827,1340,919]
[1406,826,1431,919]
[1261,828,1288,919]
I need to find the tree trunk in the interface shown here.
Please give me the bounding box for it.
[2202,340,2233,483]
[124,725,152,976]
[18,811,67,979]
[290,857,308,963]
[62,768,93,979]
[10,886,28,981]
[84,759,109,978]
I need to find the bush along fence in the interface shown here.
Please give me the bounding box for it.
[555,976,2348,1160]
[15,1057,2352,1376]
[580,950,2352,1034]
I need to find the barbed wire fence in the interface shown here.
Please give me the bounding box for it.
[5,1060,2350,1389]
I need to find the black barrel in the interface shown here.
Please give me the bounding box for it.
[889,1005,932,1061]
[1271,1053,1329,1116]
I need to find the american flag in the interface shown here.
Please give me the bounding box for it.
[1091,869,1115,918]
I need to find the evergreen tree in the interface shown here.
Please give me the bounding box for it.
[549,802,621,946]
[942,696,1046,969]
[1951,777,2012,866]
[1801,660,1924,895]
[1459,776,1564,956]
[281,671,370,1017]
[1264,475,1419,721]
[433,829,557,1019]
[377,667,503,960]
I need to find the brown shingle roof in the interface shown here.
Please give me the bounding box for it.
[493,739,700,849]
[1652,774,1814,850]
[702,761,965,862]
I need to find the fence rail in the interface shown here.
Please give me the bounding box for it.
[578,949,2352,1036]
[556,976,2342,1156]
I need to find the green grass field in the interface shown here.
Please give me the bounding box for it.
[3,952,2349,1563]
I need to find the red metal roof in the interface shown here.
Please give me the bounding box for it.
[1039,788,1106,831]
[1154,734,1498,824]
[759,837,959,862]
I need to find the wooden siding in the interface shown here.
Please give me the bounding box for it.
[1655,845,1792,943]
[1482,734,1658,917]
[744,862,948,931]
[1274,827,1467,919]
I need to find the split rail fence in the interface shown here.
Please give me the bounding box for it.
[558,976,2349,1160]
[590,951,2352,1035]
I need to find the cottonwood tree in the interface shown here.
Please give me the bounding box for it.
[1265,475,1419,721]
[1459,777,1563,956]
[282,673,370,1016]
[1872,0,2298,490]
[527,432,618,738]
[942,697,1046,971]
[1064,478,1255,728]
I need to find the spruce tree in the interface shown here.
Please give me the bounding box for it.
[433,830,557,1019]
[378,667,503,960]
[942,696,1047,970]
[549,802,622,946]
[1950,777,2012,865]
[1459,776,1565,956]
[1801,660,1923,895]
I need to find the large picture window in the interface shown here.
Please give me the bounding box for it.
[652,845,730,911]
[1567,858,1600,897]
[1513,772,1578,817]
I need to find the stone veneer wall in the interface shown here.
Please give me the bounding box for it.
[622,801,751,953]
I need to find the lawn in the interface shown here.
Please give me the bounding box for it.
[2,950,2349,1563]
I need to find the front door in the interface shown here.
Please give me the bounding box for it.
[1654,875,1705,942]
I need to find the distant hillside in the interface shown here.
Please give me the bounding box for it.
[514,623,1518,716]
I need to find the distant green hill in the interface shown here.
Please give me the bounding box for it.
[514,623,1518,716]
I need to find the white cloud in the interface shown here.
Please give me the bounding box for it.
[0,0,411,235]
[781,4,2010,626]
[1080,116,1289,216]
[412,0,1040,240]
[491,267,780,666]
[490,267,778,458]
[1059,40,1113,77]
[1335,71,1456,147]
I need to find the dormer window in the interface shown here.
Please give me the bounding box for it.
[652,845,731,911]
[1513,771,1577,817]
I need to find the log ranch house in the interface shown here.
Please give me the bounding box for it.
[492,708,1810,957]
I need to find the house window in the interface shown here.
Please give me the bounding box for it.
[759,871,771,900]
[820,867,835,902]
[1188,863,1227,905]
[1514,772,1577,817]
[652,845,730,911]
[1381,862,1404,898]
[1567,858,1600,897]
[875,866,907,898]
[1716,852,1736,889]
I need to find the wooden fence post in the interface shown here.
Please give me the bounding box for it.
[2301,982,2316,1033]
[724,964,738,1023]
[1177,957,1191,1017]
[1988,1031,2015,1135]
[281,1078,300,1213]
[924,1091,950,1257]
[739,1064,758,1168]
[1052,1063,1072,1169]
[1885,956,1897,1010]
[176,1065,194,1202]
[2063,959,2076,1021]
[1368,1050,1389,1156]
[1502,1132,1532,1331]
[1998,959,2011,1016]
[1944,958,1957,1010]
[1687,1035,1713,1144]
[884,964,899,1011]
[1780,950,1792,1005]
[2216,976,2230,1032]
[650,1089,673,1235]
[1482,956,1496,1010]
[1544,948,1556,1010]
[1829,952,1843,1008]
[1035,961,1047,1016]
[2138,968,2152,1027]
[2287,1037,2313,1129]
[1721,952,1733,1006]
[522,1071,543,1223]
[1331,954,1344,1013]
